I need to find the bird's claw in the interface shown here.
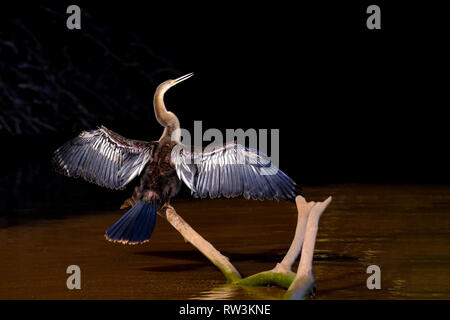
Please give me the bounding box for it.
[157,203,174,217]
[161,203,174,211]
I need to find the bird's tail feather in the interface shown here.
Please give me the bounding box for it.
[105,201,157,244]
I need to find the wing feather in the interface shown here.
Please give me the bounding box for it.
[52,126,157,190]
[172,142,301,202]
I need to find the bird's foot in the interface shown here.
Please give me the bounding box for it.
[120,186,141,209]
[161,203,174,211]
[157,203,174,217]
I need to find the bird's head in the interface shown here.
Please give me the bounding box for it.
[158,72,194,93]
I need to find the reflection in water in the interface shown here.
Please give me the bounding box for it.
[193,284,286,300]
[388,279,406,298]
[193,284,241,300]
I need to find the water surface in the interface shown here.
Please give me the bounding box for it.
[1,184,449,299]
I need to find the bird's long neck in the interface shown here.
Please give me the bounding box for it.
[154,85,180,143]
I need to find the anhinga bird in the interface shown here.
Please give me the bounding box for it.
[52,73,301,244]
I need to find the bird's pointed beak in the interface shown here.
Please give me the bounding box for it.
[173,72,194,85]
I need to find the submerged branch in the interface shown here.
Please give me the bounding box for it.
[160,206,241,283]
[285,196,332,299]
[235,196,331,294]
[160,195,332,299]
[277,196,316,271]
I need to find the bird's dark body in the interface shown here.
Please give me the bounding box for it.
[139,140,181,206]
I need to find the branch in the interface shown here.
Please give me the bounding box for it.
[160,206,241,283]
[159,195,332,300]
[275,196,315,273]
[235,195,332,297]
[285,196,332,299]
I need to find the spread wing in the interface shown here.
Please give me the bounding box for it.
[52,126,157,190]
[172,142,301,201]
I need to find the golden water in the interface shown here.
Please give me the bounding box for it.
[1,185,449,299]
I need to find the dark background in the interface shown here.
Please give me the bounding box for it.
[0,1,448,212]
